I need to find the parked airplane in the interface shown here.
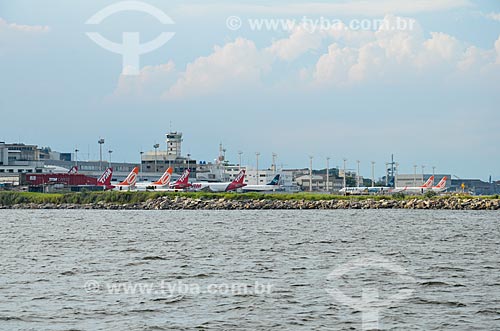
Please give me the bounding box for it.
[339,186,393,195]
[431,176,448,193]
[114,167,139,191]
[68,166,78,174]
[191,170,247,192]
[154,168,174,186]
[26,167,114,190]
[135,167,173,191]
[169,169,192,190]
[394,175,435,194]
[96,167,114,190]
[242,174,281,192]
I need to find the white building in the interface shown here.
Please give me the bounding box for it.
[141,132,196,174]
[223,165,296,190]
[244,168,276,185]
[295,174,344,192]
[166,132,183,157]
[0,142,42,175]
[196,162,230,182]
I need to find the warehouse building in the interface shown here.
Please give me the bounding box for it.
[396,174,452,189]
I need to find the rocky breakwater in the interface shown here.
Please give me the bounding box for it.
[3,196,500,210]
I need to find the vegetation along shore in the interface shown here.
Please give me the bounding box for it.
[0,192,499,210]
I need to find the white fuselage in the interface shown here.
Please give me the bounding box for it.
[395,186,431,194]
[242,184,281,192]
[133,183,170,191]
[340,187,393,195]
[191,182,231,192]
[113,184,135,191]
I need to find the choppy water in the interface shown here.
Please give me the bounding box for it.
[0,210,499,331]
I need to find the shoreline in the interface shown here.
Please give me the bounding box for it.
[1,192,499,210]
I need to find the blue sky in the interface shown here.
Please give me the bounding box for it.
[1,0,499,179]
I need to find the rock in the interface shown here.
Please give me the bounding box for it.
[3,194,500,211]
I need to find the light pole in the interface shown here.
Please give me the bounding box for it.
[255,152,260,185]
[98,138,105,171]
[154,144,160,173]
[238,151,243,171]
[75,148,79,169]
[272,153,278,174]
[414,165,418,187]
[108,150,113,167]
[395,162,399,186]
[356,160,361,188]
[422,165,426,176]
[326,157,330,193]
[139,151,144,181]
[309,156,313,192]
[343,158,347,192]
[432,166,436,185]
[371,161,375,188]
[385,162,389,186]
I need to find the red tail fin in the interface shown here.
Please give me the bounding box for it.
[153,167,173,186]
[435,176,447,189]
[97,168,113,186]
[225,170,246,191]
[421,175,435,188]
[68,166,78,174]
[233,170,246,185]
[118,167,139,186]
[170,169,191,189]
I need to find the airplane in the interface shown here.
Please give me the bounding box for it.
[96,167,114,190]
[242,174,281,192]
[431,176,448,193]
[168,169,193,190]
[68,166,78,174]
[25,167,114,190]
[191,170,247,192]
[339,186,393,195]
[394,175,435,194]
[114,167,139,191]
[153,167,174,186]
[135,167,173,191]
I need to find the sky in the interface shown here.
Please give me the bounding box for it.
[1,0,500,179]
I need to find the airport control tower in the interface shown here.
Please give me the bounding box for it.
[165,132,183,158]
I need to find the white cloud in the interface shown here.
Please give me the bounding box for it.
[114,15,500,98]
[165,38,272,99]
[314,44,359,85]
[114,61,176,97]
[417,32,462,67]
[265,26,324,61]
[312,16,420,84]
[176,0,471,17]
[0,18,49,33]
[0,18,50,55]
[496,36,500,64]
[485,12,500,22]
[310,15,500,86]
[458,46,487,71]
